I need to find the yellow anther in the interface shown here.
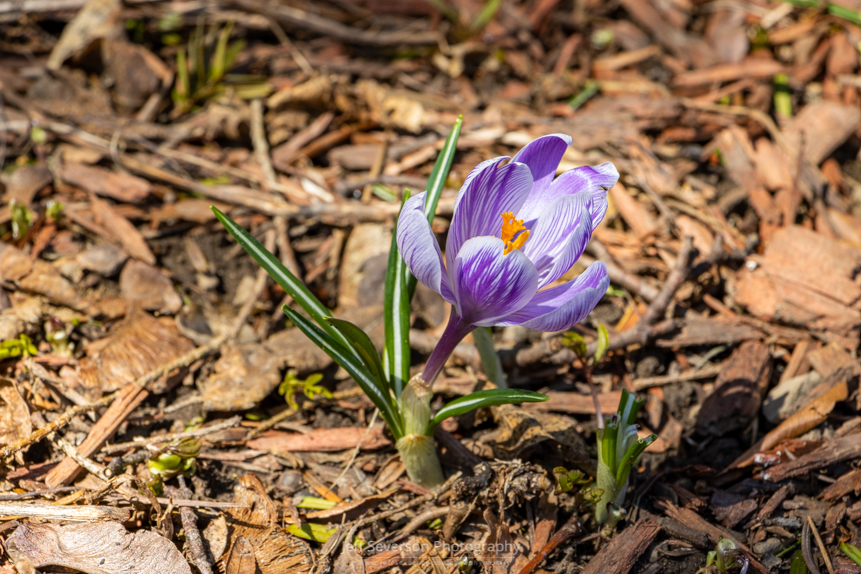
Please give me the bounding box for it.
[500,211,529,254]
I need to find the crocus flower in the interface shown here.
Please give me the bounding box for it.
[397,134,616,384]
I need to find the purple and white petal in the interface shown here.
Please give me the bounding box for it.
[450,236,539,326]
[446,158,533,265]
[521,194,592,288]
[396,192,455,303]
[519,162,619,227]
[496,262,609,331]
[511,134,572,205]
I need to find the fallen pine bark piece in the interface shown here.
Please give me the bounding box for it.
[763,432,861,482]
[673,58,784,87]
[579,518,660,574]
[820,468,861,501]
[654,501,769,574]
[0,503,129,522]
[247,427,391,452]
[696,341,771,437]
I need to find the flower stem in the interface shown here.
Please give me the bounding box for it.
[421,311,472,386]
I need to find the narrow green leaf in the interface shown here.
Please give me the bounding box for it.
[283,306,402,439]
[430,389,547,427]
[840,541,861,567]
[615,434,657,485]
[384,190,412,398]
[789,549,808,574]
[210,207,352,352]
[210,21,233,82]
[472,327,506,388]
[326,317,387,388]
[175,48,190,100]
[405,116,462,299]
[594,324,609,363]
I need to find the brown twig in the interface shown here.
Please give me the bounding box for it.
[167,481,215,574]
[516,517,582,574]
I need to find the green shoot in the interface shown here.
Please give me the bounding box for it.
[0,334,38,359]
[9,200,33,240]
[841,541,861,566]
[594,390,656,527]
[278,371,331,410]
[170,21,270,117]
[146,437,200,496]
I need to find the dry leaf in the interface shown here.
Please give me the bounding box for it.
[224,536,258,574]
[0,379,31,464]
[760,380,849,452]
[7,521,191,574]
[222,475,313,574]
[90,195,156,265]
[61,162,152,203]
[78,307,195,396]
[46,0,121,71]
[120,260,182,314]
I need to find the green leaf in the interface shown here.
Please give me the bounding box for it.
[840,541,861,567]
[210,22,234,83]
[287,522,337,543]
[615,434,657,486]
[594,324,609,363]
[175,48,190,100]
[472,327,506,388]
[406,116,462,299]
[430,389,548,427]
[326,317,387,387]
[384,190,413,399]
[211,207,352,352]
[789,549,808,574]
[283,306,403,439]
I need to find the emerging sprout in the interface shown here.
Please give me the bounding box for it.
[0,334,38,359]
[9,199,33,240]
[44,317,74,357]
[278,370,331,410]
[704,538,749,574]
[146,437,200,496]
[595,390,656,527]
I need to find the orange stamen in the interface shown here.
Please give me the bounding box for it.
[500,211,530,254]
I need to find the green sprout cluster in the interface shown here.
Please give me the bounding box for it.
[172,21,271,117]
[0,335,37,360]
[278,370,332,410]
[703,538,749,574]
[146,437,200,496]
[595,390,656,527]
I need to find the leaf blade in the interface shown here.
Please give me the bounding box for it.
[283,306,402,438]
[326,317,387,387]
[384,190,413,398]
[430,389,548,427]
[211,207,352,351]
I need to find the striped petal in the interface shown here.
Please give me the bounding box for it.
[521,194,592,288]
[450,236,539,327]
[396,192,455,303]
[497,262,609,331]
[519,162,619,228]
[445,158,533,266]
